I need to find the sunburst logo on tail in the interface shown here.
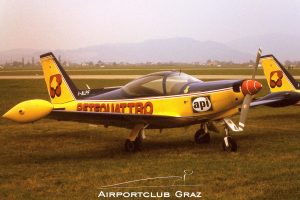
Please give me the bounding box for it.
[49,74,62,98]
[270,70,283,88]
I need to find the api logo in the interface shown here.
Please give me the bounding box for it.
[192,96,213,112]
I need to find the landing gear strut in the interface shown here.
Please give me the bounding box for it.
[194,123,210,144]
[222,128,237,152]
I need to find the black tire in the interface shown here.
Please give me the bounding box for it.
[134,136,142,151]
[194,129,210,144]
[125,139,136,152]
[222,136,237,152]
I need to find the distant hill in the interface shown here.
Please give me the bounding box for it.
[0,38,253,64]
[59,38,253,63]
[3,35,300,65]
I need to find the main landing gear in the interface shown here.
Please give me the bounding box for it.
[194,123,210,144]
[222,127,237,152]
[125,123,238,153]
[124,124,145,153]
[124,137,142,153]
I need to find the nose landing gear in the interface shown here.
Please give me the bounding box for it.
[222,128,237,152]
[194,122,238,152]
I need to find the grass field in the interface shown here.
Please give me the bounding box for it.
[0,76,300,199]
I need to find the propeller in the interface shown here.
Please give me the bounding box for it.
[252,48,262,79]
[238,48,262,131]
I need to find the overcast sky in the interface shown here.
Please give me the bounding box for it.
[1,0,300,51]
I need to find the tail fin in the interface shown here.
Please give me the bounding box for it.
[260,55,300,93]
[40,52,78,104]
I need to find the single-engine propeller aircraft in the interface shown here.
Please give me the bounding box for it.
[251,54,300,107]
[2,50,263,152]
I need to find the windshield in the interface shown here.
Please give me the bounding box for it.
[165,73,201,95]
[123,75,164,97]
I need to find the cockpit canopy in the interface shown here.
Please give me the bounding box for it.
[122,71,202,97]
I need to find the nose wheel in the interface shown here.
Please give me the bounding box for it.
[222,136,237,152]
[222,128,237,152]
[194,123,210,144]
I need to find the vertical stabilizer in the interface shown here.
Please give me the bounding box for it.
[40,52,78,104]
[260,55,300,93]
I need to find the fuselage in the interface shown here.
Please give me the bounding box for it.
[50,71,247,128]
[3,70,262,129]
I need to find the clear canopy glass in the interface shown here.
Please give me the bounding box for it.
[122,72,201,97]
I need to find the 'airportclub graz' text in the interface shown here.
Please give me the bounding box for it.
[98,191,202,198]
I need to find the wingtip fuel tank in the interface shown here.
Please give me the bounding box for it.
[2,99,53,123]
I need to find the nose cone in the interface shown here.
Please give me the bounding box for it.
[2,99,53,123]
[241,80,262,95]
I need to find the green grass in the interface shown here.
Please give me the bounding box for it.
[0,78,300,199]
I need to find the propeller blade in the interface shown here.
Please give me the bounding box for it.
[238,48,262,131]
[252,48,262,80]
[238,94,252,131]
[239,48,262,131]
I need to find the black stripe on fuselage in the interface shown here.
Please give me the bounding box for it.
[187,80,243,93]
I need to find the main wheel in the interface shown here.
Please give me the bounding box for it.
[134,136,142,151]
[125,137,142,152]
[125,139,136,152]
[194,129,210,144]
[222,136,237,152]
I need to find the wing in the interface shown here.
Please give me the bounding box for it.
[47,110,200,129]
[251,91,300,107]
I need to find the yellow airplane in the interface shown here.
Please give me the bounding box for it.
[2,51,263,152]
[251,54,300,107]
